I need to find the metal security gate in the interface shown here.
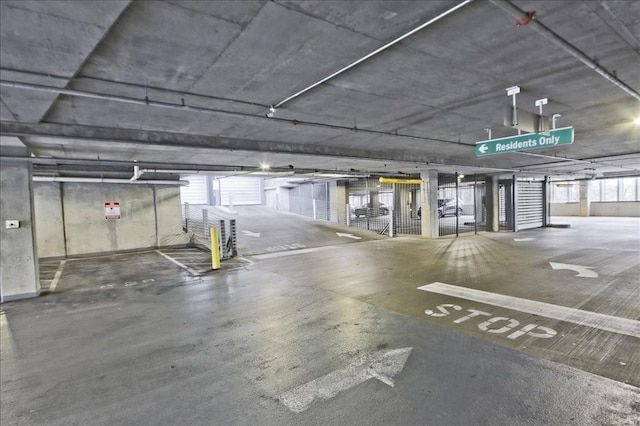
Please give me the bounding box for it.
[290,184,313,217]
[438,174,485,236]
[438,174,459,236]
[347,175,487,237]
[499,179,514,231]
[516,180,545,230]
[289,182,331,220]
[347,178,392,233]
[313,182,330,221]
[392,183,421,235]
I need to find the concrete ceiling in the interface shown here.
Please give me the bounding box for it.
[1,0,639,181]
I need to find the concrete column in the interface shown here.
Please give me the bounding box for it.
[369,190,380,208]
[420,170,438,238]
[335,182,348,225]
[485,175,500,232]
[329,181,339,223]
[0,161,40,301]
[579,180,590,217]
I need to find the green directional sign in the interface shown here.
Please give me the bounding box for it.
[475,127,574,157]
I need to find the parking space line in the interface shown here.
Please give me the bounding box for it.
[155,250,201,276]
[49,260,66,291]
[253,245,343,260]
[418,282,640,338]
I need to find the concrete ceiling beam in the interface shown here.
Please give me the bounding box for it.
[0,120,435,165]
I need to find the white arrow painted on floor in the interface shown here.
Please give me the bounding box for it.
[550,262,598,278]
[279,347,412,413]
[336,232,362,240]
[514,238,536,242]
[242,230,261,237]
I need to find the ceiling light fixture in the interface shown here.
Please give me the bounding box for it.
[634,116,640,125]
[265,106,276,118]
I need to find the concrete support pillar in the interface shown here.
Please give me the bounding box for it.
[485,175,500,232]
[369,190,380,208]
[0,161,40,301]
[420,170,438,238]
[579,180,591,217]
[335,182,348,225]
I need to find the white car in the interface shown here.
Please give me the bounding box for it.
[418,199,464,218]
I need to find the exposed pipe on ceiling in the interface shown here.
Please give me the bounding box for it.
[516,150,640,174]
[0,80,467,147]
[489,0,640,101]
[33,176,188,185]
[0,67,270,109]
[0,80,244,115]
[0,155,288,173]
[130,165,200,182]
[272,0,475,109]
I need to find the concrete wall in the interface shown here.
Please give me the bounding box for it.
[551,202,639,217]
[155,186,190,246]
[33,182,66,257]
[34,182,188,257]
[550,202,580,216]
[590,202,640,217]
[0,163,39,301]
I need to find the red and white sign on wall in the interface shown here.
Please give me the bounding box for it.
[105,201,121,220]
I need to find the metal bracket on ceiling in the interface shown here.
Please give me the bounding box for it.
[506,85,520,127]
[535,98,548,133]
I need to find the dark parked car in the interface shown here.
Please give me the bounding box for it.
[418,199,464,218]
[353,204,389,217]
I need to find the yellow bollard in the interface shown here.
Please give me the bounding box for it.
[210,227,221,270]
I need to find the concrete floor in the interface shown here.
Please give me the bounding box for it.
[1,209,639,425]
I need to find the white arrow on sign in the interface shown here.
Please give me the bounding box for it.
[550,262,598,278]
[478,144,488,154]
[279,347,412,413]
[242,230,260,237]
[514,238,536,242]
[336,232,362,240]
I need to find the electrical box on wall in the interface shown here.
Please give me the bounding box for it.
[5,220,20,229]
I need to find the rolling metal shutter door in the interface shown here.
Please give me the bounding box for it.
[220,177,262,206]
[289,183,314,217]
[516,181,544,230]
[313,183,329,221]
[180,175,208,205]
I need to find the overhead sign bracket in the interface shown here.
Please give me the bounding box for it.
[506,86,521,128]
